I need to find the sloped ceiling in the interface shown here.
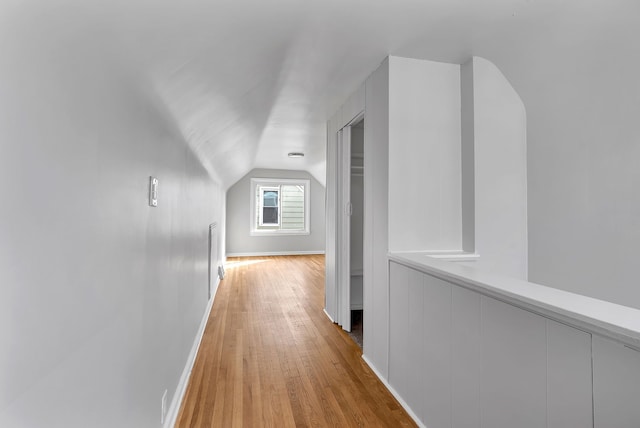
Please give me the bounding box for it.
[3,0,637,189]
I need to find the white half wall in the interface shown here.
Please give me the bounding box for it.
[226,168,325,256]
[0,13,225,428]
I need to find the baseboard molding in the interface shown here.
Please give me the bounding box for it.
[323,308,335,323]
[226,250,325,257]
[361,354,425,428]
[164,277,220,428]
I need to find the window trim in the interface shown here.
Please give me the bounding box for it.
[258,186,280,226]
[250,178,310,236]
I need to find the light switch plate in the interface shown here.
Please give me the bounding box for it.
[149,176,158,207]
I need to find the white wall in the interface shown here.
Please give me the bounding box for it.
[363,59,391,377]
[477,2,640,308]
[325,114,340,320]
[388,57,462,252]
[226,168,325,256]
[460,60,476,253]
[466,57,528,280]
[0,13,224,428]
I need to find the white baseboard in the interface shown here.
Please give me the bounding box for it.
[323,308,335,323]
[164,277,220,428]
[361,354,425,428]
[226,250,325,257]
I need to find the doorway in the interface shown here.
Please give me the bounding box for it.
[336,116,365,343]
[349,119,364,347]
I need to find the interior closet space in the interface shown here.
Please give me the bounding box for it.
[350,120,364,310]
[349,119,365,347]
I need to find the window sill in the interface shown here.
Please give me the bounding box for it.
[250,230,310,237]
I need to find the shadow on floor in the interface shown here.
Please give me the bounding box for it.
[348,310,363,349]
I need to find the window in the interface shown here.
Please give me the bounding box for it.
[250,178,310,235]
[259,187,279,226]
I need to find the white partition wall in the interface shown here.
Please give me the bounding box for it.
[593,336,640,427]
[362,60,390,376]
[388,262,410,403]
[547,321,593,428]
[325,53,640,428]
[389,260,599,428]
[480,297,547,428]
[326,55,530,423]
[468,57,528,279]
[388,57,462,252]
[325,112,340,321]
[324,81,365,325]
[450,287,481,427]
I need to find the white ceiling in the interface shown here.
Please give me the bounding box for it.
[3,0,636,189]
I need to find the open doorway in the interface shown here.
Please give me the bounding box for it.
[349,119,364,348]
[335,114,365,345]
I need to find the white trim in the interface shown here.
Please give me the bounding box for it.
[249,230,311,237]
[392,250,480,262]
[258,186,280,227]
[164,277,220,428]
[226,250,325,257]
[323,308,335,323]
[361,354,426,428]
[337,126,352,332]
[345,110,365,128]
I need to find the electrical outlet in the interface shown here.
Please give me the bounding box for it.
[161,389,168,424]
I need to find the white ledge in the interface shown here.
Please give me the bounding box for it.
[389,251,640,350]
[393,250,480,262]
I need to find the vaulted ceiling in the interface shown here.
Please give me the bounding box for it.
[3,0,637,189]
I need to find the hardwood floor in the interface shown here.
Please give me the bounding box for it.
[176,255,416,427]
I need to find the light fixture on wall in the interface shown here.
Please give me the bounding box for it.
[287,152,304,158]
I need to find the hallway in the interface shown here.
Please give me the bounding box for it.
[176,255,415,427]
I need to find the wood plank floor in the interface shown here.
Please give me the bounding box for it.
[176,255,416,427]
